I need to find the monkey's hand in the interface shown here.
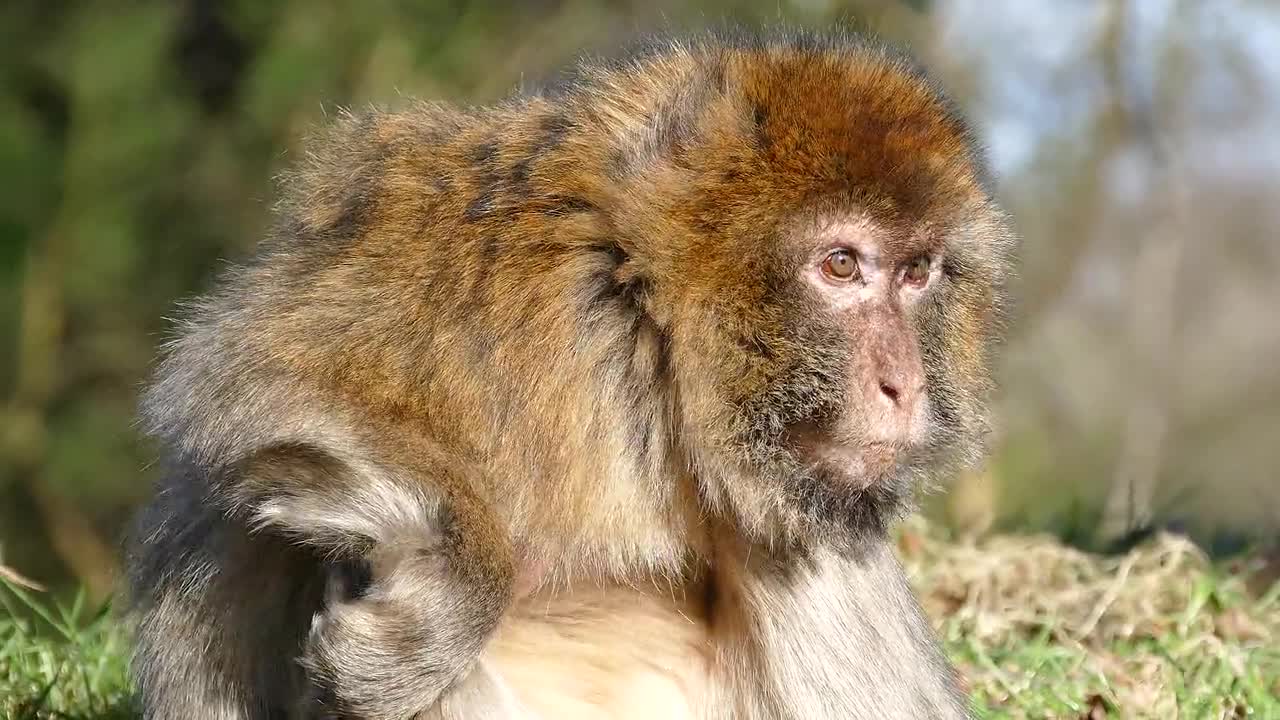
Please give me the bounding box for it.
[299,536,512,720]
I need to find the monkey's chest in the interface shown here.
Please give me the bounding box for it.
[485,584,712,719]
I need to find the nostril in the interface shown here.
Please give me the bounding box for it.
[879,381,900,404]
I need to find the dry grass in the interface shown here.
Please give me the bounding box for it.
[899,517,1280,718]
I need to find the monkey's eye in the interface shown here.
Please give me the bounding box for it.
[903,255,932,287]
[821,250,859,281]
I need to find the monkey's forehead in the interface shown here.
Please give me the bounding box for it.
[577,35,990,229]
[730,50,984,210]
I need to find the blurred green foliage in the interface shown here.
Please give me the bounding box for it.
[9,0,1273,600]
[0,0,935,596]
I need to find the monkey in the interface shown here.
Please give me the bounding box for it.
[124,27,1015,720]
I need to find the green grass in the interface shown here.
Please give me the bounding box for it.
[3,522,1278,719]
[0,580,134,720]
[948,626,1280,718]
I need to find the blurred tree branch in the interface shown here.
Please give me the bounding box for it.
[4,215,115,603]
[1096,0,1189,546]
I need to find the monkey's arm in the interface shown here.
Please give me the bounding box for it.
[715,535,972,720]
[235,440,517,719]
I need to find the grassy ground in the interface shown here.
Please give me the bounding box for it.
[0,579,134,719]
[901,518,1280,719]
[3,522,1278,719]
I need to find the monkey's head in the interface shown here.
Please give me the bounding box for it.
[609,34,1016,543]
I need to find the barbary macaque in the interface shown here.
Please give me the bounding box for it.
[125,28,1015,720]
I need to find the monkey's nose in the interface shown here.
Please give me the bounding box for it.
[868,375,925,441]
[878,381,901,405]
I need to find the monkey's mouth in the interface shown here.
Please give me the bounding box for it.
[803,442,907,489]
[783,423,913,489]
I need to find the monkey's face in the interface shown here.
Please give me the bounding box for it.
[649,46,1015,539]
[782,217,937,491]
[670,205,1012,541]
[669,205,1010,540]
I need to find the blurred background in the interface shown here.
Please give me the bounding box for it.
[1,0,1277,602]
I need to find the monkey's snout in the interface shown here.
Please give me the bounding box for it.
[863,373,927,446]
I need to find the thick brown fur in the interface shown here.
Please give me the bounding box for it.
[126,28,1014,720]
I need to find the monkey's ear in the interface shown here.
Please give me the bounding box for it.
[618,254,666,325]
[613,248,643,287]
[592,238,659,319]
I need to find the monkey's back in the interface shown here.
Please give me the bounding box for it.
[141,67,698,581]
